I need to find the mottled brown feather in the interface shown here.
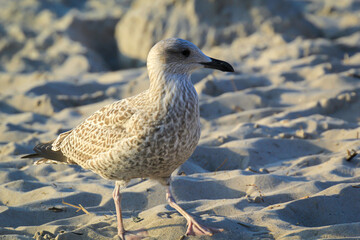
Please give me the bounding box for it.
[24,38,213,185]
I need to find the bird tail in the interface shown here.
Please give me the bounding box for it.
[21,153,40,159]
[22,141,68,165]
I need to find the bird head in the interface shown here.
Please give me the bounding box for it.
[147,38,234,77]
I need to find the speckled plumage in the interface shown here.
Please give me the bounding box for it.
[52,74,200,184]
[23,38,234,239]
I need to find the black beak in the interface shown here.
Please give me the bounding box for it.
[200,57,234,72]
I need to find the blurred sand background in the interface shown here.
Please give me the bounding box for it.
[1,0,360,239]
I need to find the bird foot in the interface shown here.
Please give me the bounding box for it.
[185,219,223,236]
[117,229,148,240]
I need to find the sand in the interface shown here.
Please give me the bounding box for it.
[1,0,360,239]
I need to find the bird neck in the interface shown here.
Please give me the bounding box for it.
[148,70,198,108]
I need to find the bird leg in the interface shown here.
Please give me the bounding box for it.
[113,184,126,237]
[166,185,223,236]
[113,183,147,240]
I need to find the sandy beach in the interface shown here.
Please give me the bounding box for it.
[1,0,360,239]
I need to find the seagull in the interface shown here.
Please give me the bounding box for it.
[22,38,234,239]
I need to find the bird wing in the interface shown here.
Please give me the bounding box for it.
[53,97,141,166]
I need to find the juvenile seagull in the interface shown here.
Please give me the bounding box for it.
[23,38,234,239]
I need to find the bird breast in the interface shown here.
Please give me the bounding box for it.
[148,80,200,164]
[130,79,201,178]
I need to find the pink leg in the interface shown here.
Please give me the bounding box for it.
[166,185,224,236]
[113,184,126,238]
[112,183,147,240]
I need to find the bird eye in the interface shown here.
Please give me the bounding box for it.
[181,49,190,57]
